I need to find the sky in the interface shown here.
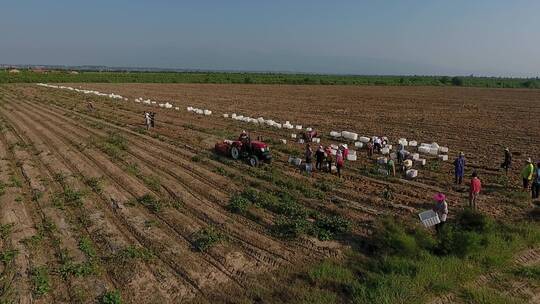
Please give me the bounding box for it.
[1,0,539,77]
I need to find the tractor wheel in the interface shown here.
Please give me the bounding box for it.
[231,147,240,160]
[248,155,259,167]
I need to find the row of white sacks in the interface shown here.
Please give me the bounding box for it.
[37,83,127,100]
[225,113,310,131]
[187,106,212,116]
[134,97,180,110]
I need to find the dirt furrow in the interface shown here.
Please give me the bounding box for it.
[0,103,201,302]
[1,98,245,297]
[14,95,301,262]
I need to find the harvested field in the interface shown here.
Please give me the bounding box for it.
[0,83,538,303]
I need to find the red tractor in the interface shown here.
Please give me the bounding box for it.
[215,139,272,167]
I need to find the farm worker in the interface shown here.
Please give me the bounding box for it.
[532,162,540,199]
[325,146,333,173]
[374,137,382,153]
[500,148,512,174]
[521,158,534,190]
[387,158,396,177]
[367,140,374,158]
[397,144,405,165]
[432,193,448,234]
[305,144,313,176]
[315,145,325,171]
[336,150,344,178]
[339,144,349,159]
[469,171,482,210]
[239,130,251,154]
[454,152,466,185]
[403,159,413,173]
[150,112,156,128]
[144,112,151,130]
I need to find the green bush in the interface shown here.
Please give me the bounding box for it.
[101,290,122,304]
[272,216,310,239]
[193,227,223,252]
[313,215,351,240]
[227,195,250,214]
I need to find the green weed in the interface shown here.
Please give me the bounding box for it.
[83,176,102,193]
[0,249,18,264]
[9,176,22,188]
[78,236,97,258]
[30,266,51,297]
[227,195,250,214]
[135,194,162,213]
[0,223,14,239]
[101,290,122,304]
[193,226,223,252]
[141,175,161,192]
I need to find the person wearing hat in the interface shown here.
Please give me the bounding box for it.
[469,171,482,210]
[521,158,535,190]
[454,152,466,185]
[501,148,512,174]
[315,145,325,171]
[532,162,540,199]
[432,193,448,233]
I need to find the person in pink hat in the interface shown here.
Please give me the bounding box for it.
[432,193,448,233]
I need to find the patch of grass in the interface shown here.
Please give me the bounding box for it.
[313,215,351,241]
[116,246,154,262]
[15,196,23,203]
[78,236,97,258]
[141,175,161,192]
[272,216,310,239]
[504,190,530,206]
[0,223,14,239]
[0,249,18,264]
[227,195,250,214]
[135,194,162,213]
[98,132,129,159]
[193,226,224,252]
[9,176,22,188]
[0,181,5,196]
[461,286,524,304]
[83,176,102,193]
[101,290,122,304]
[30,266,51,297]
[213,166,230,177]
[512,264,540,281]
[191,155,202,162]
[52,187,84,209]
[125,162,140,176]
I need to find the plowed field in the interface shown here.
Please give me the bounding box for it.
[0,83,538,303]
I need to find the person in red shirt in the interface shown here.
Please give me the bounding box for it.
[469,171,482,210]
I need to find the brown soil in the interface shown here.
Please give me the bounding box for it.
[0,83,538,303]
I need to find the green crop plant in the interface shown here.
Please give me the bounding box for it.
[30,266,51,297]
[227,195,250,214]
[101,290,122,304]
[193,226,223,252]
[135,194,162,213]
[0,249,18,264]
[0,223,14,239]
[84,176,102,193]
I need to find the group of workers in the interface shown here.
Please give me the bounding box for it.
[305,143,347,178]
[431,147,540,234]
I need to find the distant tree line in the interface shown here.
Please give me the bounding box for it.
[1,69,539,89]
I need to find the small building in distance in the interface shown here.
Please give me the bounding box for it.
[8,69,21,74]
[69,71,80,75]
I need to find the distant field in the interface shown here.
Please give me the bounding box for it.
[1,69,540,88]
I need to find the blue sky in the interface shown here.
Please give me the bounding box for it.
[2,0,539,76]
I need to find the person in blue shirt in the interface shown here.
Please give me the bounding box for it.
[454,152,465,184]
